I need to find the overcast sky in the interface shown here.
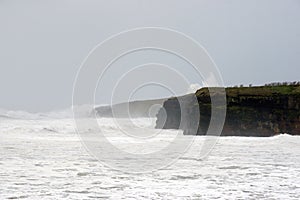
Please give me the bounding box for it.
[0,0,299,112]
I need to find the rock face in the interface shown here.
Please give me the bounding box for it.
[156,85,300,136]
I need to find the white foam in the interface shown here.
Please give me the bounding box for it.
[0,114,299,199]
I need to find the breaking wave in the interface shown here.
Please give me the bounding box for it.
[0,105,96,120]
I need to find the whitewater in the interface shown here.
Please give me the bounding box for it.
[0,109,300,199]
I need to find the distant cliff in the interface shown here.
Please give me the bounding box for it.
[95,98,166,118]
[156,85,300,136]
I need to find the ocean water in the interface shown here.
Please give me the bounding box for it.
[0,110,300,199]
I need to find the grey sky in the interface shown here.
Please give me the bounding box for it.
[0,0,299,112]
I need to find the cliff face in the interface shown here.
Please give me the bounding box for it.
[156,85,300,136]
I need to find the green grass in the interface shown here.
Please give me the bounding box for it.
[195,85,300,97]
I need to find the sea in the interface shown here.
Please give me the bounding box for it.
[0,108,299,199]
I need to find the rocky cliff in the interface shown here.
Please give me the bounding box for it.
[156,85,300,136]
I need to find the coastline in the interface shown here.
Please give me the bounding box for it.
[156,84,300,136]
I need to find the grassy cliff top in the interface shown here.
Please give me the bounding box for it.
[195,84,300,97]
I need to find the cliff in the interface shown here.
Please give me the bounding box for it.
[95,98,166,118]
[156,85,300,136]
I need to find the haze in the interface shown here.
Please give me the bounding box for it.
[0,0,299,112]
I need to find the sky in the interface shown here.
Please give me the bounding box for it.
[0,0,299,112]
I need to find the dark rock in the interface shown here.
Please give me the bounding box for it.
[156,85,300,136]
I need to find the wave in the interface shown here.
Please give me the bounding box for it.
[0,105,96,120]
